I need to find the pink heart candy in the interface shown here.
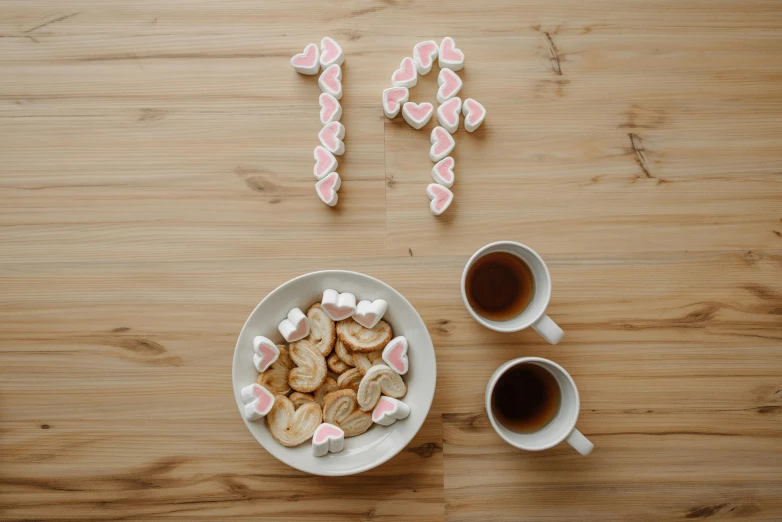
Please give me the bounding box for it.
[437,68,463,103]
[319,93,341,126]
[315,172,341,207]
[313,423,343,443]
[252,386,273,412]
[318,64,343,99]
[382,336,409,375]
[439,97,460,126]
[291,43,319,68]
[318,121,345,155]
[439,37,464,70]
[392,57,417,88]
[403,102,433,129]
[430,126,455,161]
[372,397,397,422]
[426,183,454,216]
[252,336,280,372]
[413,40,439,74]
[320,37,343,67]
[463,98,486,132]
[432,157,455,188]
[313,146,338,180]
[383,87,409,117]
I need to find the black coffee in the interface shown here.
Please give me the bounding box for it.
[491,363,561,433]
[465,252,535,321]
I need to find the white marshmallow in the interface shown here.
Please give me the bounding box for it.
[312,423,345,456]
[353,299,388,329]
[437,97,462,134]
[318,121,345,155]
[402,102,433,130]
[240,383,275,421]
[318,64,343,100]
[313,146,338,180]
[427,183,454,216]
[438,37,465,71]
[391,57,417,89]
[437,68,463,104]
[431,157,455,188]
[382,87,409,119]
[278,307,310,342]
[463,98,486,132]
[413,40,439,75]
[291,43,320,75]
[315,172,341,207]
[429,126,455,162]
[252,335,280,372]
[319,37,344,68]
[321,289,357,321]
[382,336,409,375]
[319,92,342,126]
[372,397,410,426]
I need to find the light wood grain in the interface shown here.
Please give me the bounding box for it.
[1,0,781,520]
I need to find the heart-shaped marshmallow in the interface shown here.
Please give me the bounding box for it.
[313,146,338,180]
[240,383,275,421]
[353,299,388,329]
[402,102,433,130]
[391,57,417,89]
[318,121,345,155]
[431,157,455,188]
[372,396,411,426]
[252,335,280,372]
[315,172,341,207]
[319,92,342,126]
[429,126,456,162]
[318,64,343,100]
[278,307,310,342]
[439,37,464,71]
[291,43,320,75]
[321,289,357,321]
[312,423,345,456]
[382,336,409,375]
[463,98,486,132]
[319,37,344,68]
[427,183,454,216]
[437,97,462,134]
[413,40,439,75]
[382,87,409,119]
[437,68,463,104]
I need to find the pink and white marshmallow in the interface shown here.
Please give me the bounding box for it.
[252,335,280,372]
[431,157,455,188]
[382,336,409,375]
[463,98,486,132]
[291,43,320,75]
[382,87,409,119]
[437,68,463,104]
[313,146,338,180]
[319,93,342,126]
[321,289,357,321]
[318,121,345,155]
[318,64,343,100]
[402,102,433,130]
[372,397,410,426]
[429,126,455,162]
[353,299,388,329]
[240,383,275,421]
[312,423,345,456]
[319,37,344,68]
[278,307,310,342]
[413,40,439,75]
[437,97,462,134]
[315,172,341,207]
[438,37,465,71]
[391,57,417,89]
[427,183,454,216]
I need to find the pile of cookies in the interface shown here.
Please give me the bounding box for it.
[239,290,411,457]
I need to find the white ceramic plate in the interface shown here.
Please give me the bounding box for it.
[232,270,436,476]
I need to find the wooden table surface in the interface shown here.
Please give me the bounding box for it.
[2,1,781,520]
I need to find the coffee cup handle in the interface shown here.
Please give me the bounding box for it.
[531,314,564,345]
[566,428,594,456]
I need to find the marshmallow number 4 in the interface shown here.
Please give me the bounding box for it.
[432,157,455,188]
[353,299,388,329]
[291,43,320,75]
[240,383,275,421]
[319,37,344,68]
[318,64,343,100]
[372,397,411,426]
[391,57,418,89]
[463,98,486,133]
[318,121,345,155]
[319,93,342,126]
[437,68,463,104]
[402,102,433,130]
[321,289,357,321]
[252,335,280,372]
[413,40,439,75]
[312,423,345,457]
[427,183,454,216]
[278,308,310,342]
[315,172,341,207]
[438,37,465,71]
[437,97,462,134]
[382,336,409,375]
[382,87,409,119]
[429,126,456,162]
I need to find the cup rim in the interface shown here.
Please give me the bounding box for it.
[485,357,580,451]
[460,241,552,333]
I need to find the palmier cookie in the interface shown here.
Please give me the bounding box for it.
[256,344,293,396]
[321,389,373,438]
[290,392,315,408]
[334,338,355,367]
[336,317,393,353]
[288,339,328,393]
[357,363,407,411]
[314,377,339,405]
[265,395,322,447]
[353,349,384,376]
[327,352,350,375]
[337,367,362,392]
[305,303,336,357]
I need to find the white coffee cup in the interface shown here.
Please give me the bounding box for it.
[486,357,594,456]
[460,241,564,344]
